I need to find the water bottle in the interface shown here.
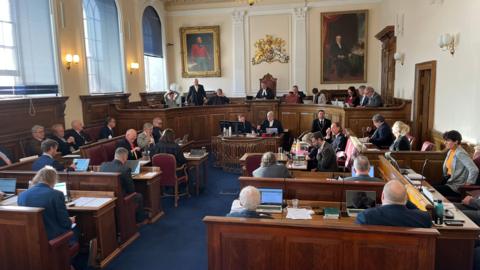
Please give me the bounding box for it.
[434,200,444,225]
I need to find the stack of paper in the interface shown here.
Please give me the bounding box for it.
[73,197,110,207]
[286,208,314,220]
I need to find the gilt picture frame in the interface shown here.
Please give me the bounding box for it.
[180,25,221,78]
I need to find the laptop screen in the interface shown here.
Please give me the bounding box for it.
[0,178,16,193]
[351,166,374,177]
[73,158,90,172]
[265,128,278,134]
[345,190,376,209]
[258,188,283,205]
[126,160,141,175]
[54,182,68,197]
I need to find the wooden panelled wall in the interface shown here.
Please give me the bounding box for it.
[80,95,412,149]
[0,97,68,160]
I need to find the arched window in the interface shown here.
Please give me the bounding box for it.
[83,0,124,93]
[142,6,166,92]
[0,0,58,96]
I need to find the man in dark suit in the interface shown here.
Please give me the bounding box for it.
[116,129,142,160]
[100,147,146,223]
[49,124,75,156]
[152,117,163,144]
[358,85,369,106]
[356,180,432,228]
[312,132,337,172]
[32,139,75,172]
[206,88,230,105]
[255,82,275,99]
[325,122,347,152]
[65,120,90,150]
[187,79,207,106]
[344,156,382,182]
[237,114,253,134]
[99,117,116,140]
[365,86,383,107]
[18,166,76,241]
[258,111,283,134]
[311,110,331,136]
[330,35,349,78]
[227,186,272,219]
[0,145,14,166]
[369,114,394,149]
[25,125,46,157]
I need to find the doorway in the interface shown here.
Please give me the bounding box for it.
[412,61,436,150]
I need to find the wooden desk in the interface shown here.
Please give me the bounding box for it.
[2,191,120,269]
[377,155,480,270]
[132,167,163,224]
[184,152,209,195]
[212,135,283,172]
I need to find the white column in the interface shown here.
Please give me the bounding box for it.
[293,7,308,93]
[232,10,246,97]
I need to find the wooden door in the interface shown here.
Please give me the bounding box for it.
[413,61,436,150]
[376,26,396,106]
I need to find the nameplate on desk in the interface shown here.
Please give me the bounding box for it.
[72,197,111,208]
[63,154,82,158]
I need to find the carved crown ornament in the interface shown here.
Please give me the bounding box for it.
[252,35,289,65]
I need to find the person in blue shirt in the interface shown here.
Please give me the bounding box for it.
[356,180,432,228]
[31,139,76,172]
[227,186,272,219]
[18,166,76,241]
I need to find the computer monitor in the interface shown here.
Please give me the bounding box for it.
[126,160,141,175]
[54,182,68,197]
[0,178,16,194]
[73,158,90,172]
[345,190,376,209]
[258,188,283,205]
[265,128,278,135]
[351,166,374,177]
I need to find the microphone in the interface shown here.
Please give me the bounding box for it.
[419,159,429,192]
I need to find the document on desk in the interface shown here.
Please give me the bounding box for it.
[73,197,110,208]
[286,208,314,220]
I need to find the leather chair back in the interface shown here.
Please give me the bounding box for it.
[245,154,262,176]
[152,153,177,186]
[259,73,277,97]
[421,141,435,152]
[83,145,107,166]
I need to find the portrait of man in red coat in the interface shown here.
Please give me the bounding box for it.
[189,35,213,72]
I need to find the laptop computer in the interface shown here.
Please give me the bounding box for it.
[345,190,376,217]
[190,149,206,157]
[265,128,278,135]
[73,158,90,172]
[54,182,71,202]
[126,160,141,176]
[256,188,283,213]
[351,166,375,177]
[0,178,16,200]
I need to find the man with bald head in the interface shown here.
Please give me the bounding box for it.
[65,120,90,149]
[116,129,142,160]
[258,111,283,134]
[356,180,432,228]
[187,78,207,106]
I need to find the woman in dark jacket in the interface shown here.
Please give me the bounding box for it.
[389,121,411,151]
[345,86,360,107]
[150,128,186,166]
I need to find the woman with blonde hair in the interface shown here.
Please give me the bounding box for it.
[389,121,411,151]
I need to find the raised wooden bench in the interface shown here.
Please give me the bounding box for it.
[79,135,124,166]
[0,206,75,270]
[204,216,438,270]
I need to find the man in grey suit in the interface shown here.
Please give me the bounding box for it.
[344,156,382,182]
[312,132,337,172]
[253,152,291,178]
[365,86,383,107]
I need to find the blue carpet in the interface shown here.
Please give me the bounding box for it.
[102,158,239,270]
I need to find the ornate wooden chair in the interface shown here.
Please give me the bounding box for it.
[259,73,277,97]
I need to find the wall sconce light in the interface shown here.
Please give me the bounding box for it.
[394,52,404,65]
[65,54,79,71]
[129,62,139,74]
[438,33,457,55]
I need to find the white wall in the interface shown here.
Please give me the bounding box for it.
[379,0,480,143]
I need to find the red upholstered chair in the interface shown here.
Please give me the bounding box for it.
[421,141,435,152]
[259,73,277,97]
[152,154,189,207]
[245,154,262,176]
